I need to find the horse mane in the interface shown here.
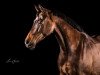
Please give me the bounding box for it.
[51,9,97,50]
[51,10,83,32]
[51,10,100,42]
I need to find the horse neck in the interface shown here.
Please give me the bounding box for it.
[53,16,81,53]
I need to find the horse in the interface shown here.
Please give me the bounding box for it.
[25,5,100,75]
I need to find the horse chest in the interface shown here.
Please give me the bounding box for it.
[59,60,72,74]
[58,52,71,74]
[61,63,67,73]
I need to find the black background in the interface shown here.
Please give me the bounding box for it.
[0,0,100,74]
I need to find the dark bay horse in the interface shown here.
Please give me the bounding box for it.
[25,5,100,75]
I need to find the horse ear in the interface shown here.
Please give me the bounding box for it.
[38,5,45,12]
[34,5,40,13]
[38,5,51,13]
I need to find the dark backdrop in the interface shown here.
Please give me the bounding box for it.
[0,0,100,74]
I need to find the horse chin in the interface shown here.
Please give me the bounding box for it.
[29,45,36,50]
[25,42,36,50]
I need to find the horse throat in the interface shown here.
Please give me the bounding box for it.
[55,24,70,54]
[54,19,81,54]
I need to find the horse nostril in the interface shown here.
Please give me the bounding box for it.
[25,39,36,49]
[25,40,30,45]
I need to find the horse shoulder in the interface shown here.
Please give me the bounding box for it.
[78,35,100,74]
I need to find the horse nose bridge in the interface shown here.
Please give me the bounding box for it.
[26,32,32,39]
[25,33,32,44]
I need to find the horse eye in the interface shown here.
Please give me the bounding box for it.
[40,15,43,19]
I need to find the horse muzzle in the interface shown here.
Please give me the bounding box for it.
[25,33,44,50]
[25,39,36,50]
